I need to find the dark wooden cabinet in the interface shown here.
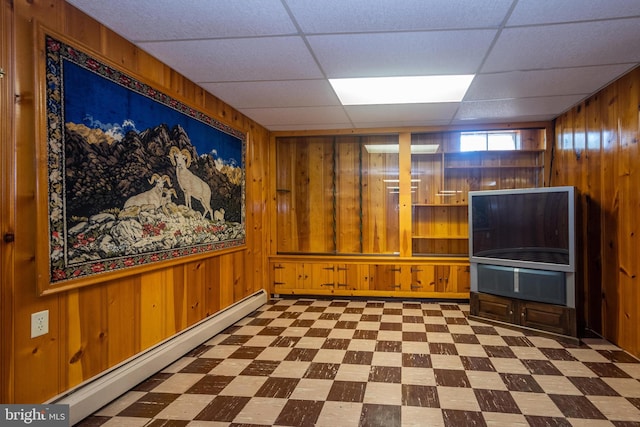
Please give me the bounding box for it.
[470,292,577,338]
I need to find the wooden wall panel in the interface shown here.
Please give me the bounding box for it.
[554,66,640,357]
[599,84,621,342]
[6,0,270,404]
[105,277,141,366]
[584,94,603,333]
[361,135,400,254]
[275,137,335,253]
[336,138,361,253]
[1,0,15,404]
[616,72,639,353]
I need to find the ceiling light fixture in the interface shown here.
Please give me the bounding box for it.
[329,75,475,105]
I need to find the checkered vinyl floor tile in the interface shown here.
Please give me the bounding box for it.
[78,298,640,427]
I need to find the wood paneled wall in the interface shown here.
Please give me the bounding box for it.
[2,0,270,403]
[553,66,640,357]
[4,1,640,407]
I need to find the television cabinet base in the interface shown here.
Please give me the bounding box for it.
[470,292,578,341]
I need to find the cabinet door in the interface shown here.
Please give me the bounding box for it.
[449,265,471,293]
[409,264,437,292]
[519,300,577,337]
[271,262,299,291]
[335,264,362,291]
[434,265,452,292]
[306,263,336,291]
[369,264,403,291]
[470,292,517,324]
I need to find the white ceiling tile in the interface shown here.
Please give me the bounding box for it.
[450,114,556,125]
[66,0,296,40]
[456,95,586,121]
[138,37,323,82]
[483,18,640,72]
[308,30,497,77]
[239,106,352,127]
[286,0,513,32]
[353,119,453,128]
[466,64,635,100]
[508,0,640,26]
[345,103,459,123]
[201,80,340,108]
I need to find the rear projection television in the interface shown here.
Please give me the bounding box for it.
[469,186,575,273]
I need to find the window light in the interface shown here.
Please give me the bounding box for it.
[460,131,519,152]
[329,75,474,105]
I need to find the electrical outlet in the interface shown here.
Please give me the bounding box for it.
[31,310,49,338]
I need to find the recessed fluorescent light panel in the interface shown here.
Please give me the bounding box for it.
[329,75,474,105]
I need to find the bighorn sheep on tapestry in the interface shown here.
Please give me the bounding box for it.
[168,146,214,219]
[123,173,172,209]
[213,208,225,222]
[161,188,177,206]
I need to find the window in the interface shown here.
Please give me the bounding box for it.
[460,131,519,152]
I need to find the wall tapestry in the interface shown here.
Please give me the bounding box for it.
[38,31,246,292]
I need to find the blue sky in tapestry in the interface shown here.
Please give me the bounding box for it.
[62,60,242,165]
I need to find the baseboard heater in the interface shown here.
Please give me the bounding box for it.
[48,289,268,426]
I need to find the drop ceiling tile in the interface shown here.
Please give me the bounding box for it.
[456,95,586,121]
[483,18,640,72]
[138,37,323,82]
[239,106,351,128]
[201,80,340,108]
[508,0,640,26]
[286,0,513,33]
[450,114,556,126]
[354,119,453,128]
[308,30,497,78]
[66,0,296,40]
[466,64,635,100]
[344,103,459,123]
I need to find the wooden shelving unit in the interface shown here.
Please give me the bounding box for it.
[410,131,545,258]
[271,127,548,299]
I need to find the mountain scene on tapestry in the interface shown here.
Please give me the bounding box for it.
[44,40,246,282]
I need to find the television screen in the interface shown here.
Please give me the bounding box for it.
[469,186,575,272]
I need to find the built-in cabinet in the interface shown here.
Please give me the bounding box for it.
[470,292,577,338]
[270,259,470,298]
[270,127,548,299]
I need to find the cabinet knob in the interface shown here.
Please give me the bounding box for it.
[3,233,14,243]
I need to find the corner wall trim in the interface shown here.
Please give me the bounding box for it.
[49,289,268,426]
